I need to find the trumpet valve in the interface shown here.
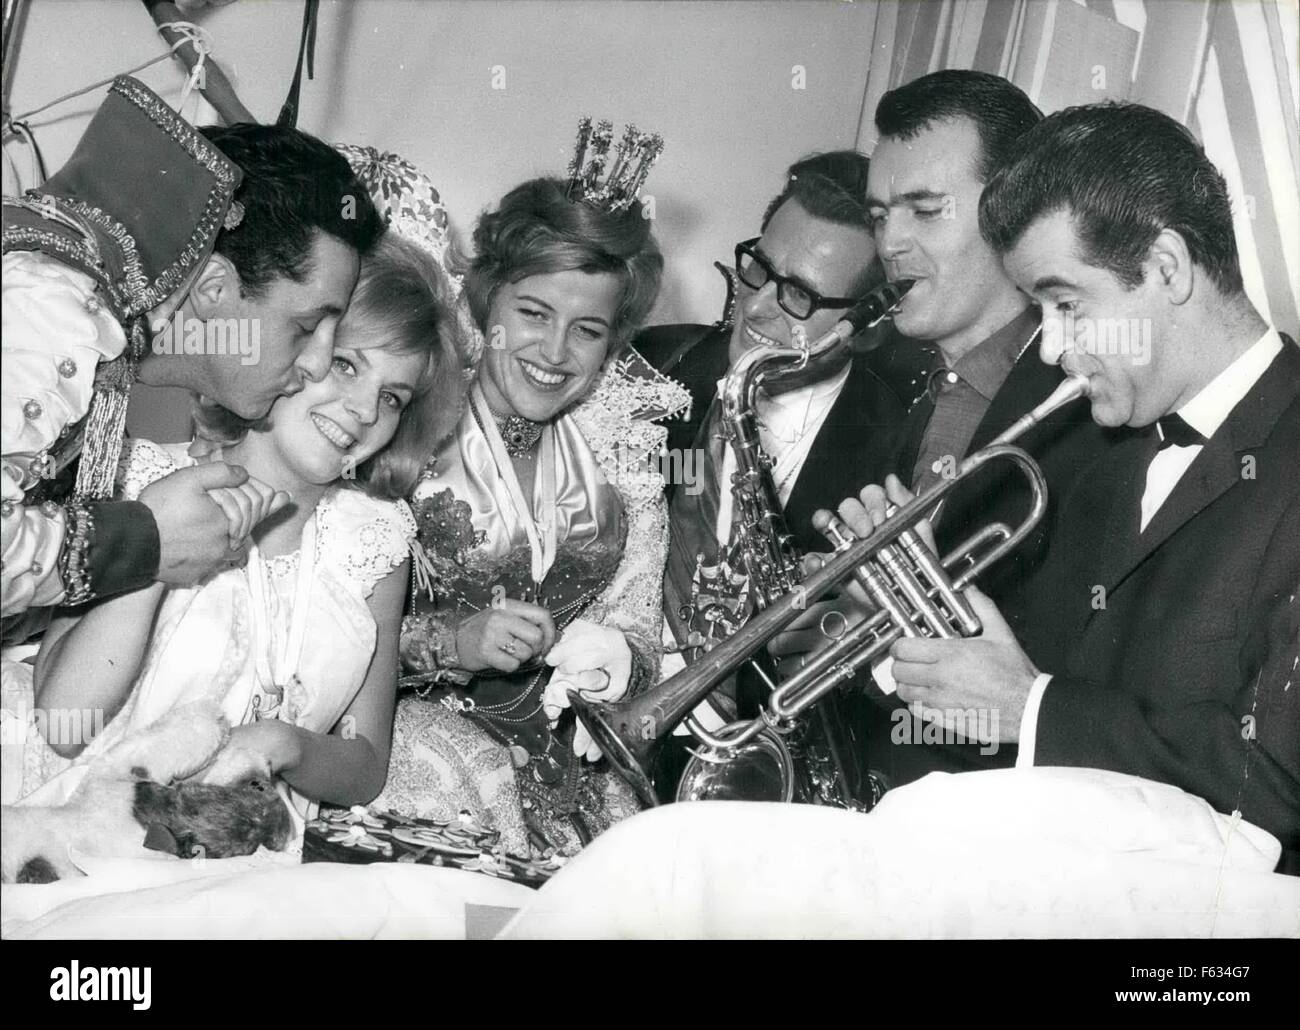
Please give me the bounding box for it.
[814,510,857,551]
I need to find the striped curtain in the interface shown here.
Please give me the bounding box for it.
[856,0,1300,338]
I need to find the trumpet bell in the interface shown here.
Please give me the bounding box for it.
[567,691,659,808]
[676,724,795,803]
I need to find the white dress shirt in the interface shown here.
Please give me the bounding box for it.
[661,363,852,729]
[1017,327,1286,765]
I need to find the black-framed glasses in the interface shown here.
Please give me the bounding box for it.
[734,238,862,320]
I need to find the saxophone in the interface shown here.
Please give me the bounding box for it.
[677,279,915,809]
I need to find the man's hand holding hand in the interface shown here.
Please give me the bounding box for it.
[140,463,288,587]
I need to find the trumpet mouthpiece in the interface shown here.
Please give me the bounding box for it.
[989,373,1090,447]
[1034,373,1090,416]
[1061,374,1090,399]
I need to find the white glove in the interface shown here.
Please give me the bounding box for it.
[543,619,632,761]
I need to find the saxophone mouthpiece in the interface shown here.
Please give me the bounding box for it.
[820,279,917,357]
[841,278,915,336]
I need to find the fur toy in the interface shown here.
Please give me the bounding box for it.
[1,701,293,883]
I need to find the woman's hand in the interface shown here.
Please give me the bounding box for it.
[543,619,633,761]
[206,476,291,551]
[186,444,291,552]
[199,720,301,785]
[455,599,556,673]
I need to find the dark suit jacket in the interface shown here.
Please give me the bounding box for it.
[635,323,910,553]
[1037,342,1300,871]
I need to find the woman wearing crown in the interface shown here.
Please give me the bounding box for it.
[375,124,688,855]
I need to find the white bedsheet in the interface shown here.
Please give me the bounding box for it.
[501,768,1300,938]
[2,853,535,939]
[4,768,1297,939]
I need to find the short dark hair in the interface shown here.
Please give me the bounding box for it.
[979,102,1244,296]
[464,177,662,348]
[875,69,1042,183]
[761,150,873,231]
[199,123,385,297]
[761,150,882,295]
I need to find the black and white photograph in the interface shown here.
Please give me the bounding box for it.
[1,0,1297,960]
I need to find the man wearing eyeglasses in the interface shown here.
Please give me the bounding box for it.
[636,151,928,796]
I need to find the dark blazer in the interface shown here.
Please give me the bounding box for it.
[1037,342,1300,871]
[635,323,912,554]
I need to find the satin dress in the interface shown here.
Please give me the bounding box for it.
[377,387,649,855]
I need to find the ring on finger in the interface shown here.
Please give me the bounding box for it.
[502,639,518,657]
[819,609,849,641]
[580,669,612,698]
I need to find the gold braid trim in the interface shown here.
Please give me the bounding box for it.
[58,501,96,605]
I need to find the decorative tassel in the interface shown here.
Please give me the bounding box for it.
[73,356,135,500]
[409,537,439,603]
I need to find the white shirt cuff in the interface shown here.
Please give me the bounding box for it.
[872,655,897,695]
[1015,673,1053,767]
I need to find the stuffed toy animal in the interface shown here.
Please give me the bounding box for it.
[1,701,293,883]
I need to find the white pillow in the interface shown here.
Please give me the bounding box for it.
[871,767,1283,869]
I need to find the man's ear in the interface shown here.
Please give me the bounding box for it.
[186,253,240,318]
[1146,227,1194,305]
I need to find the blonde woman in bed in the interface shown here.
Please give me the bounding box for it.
[14,233,464,830]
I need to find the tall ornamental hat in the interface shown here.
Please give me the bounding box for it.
[3,75,242,325]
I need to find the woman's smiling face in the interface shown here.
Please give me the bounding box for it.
[477,269,623,422]
[266,341,426,485]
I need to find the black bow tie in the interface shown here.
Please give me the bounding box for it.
[1155,414,1206,450]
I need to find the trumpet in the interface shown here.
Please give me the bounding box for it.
[570,371,1090,808]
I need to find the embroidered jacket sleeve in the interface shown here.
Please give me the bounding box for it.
[1,251,158,616]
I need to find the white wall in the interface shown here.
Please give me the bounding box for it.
[5,0,878,440]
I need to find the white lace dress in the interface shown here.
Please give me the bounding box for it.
[14,439,415,827]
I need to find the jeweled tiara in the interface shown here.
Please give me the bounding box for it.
[566,117,665,213]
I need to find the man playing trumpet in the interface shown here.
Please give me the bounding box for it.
[773,71,1121,784]
[835,102,1299,871]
